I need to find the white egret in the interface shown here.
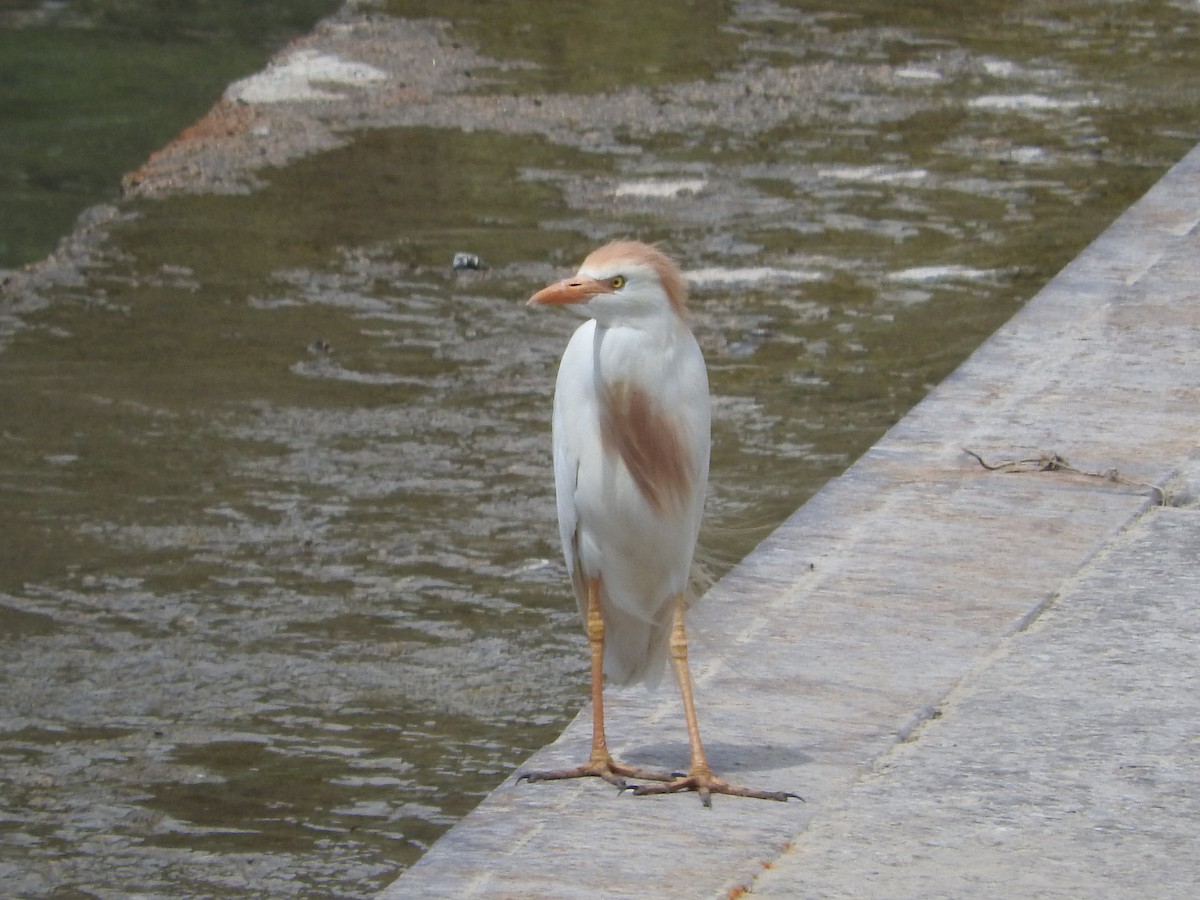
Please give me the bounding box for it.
[522,240,795,806]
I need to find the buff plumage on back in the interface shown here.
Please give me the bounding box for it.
[600,380,693,518]
[582,241,689,316]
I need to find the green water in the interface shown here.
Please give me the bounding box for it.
[2,0,1199,895]
[0,0,343,268]
[384,0,747,93]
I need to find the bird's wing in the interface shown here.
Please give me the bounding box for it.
[551,320,597,612]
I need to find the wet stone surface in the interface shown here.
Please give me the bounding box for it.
[2,0,1200,895]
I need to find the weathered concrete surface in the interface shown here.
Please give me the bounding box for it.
[751,501,1200,898]
[380,142,1200,897]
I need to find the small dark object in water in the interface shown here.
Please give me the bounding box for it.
[452,252,485,271]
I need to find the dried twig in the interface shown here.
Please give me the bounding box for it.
[963,448,1167,505]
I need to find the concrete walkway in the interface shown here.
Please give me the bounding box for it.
[380,141,1200,898]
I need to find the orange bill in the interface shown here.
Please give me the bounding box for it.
[527,277,616,306]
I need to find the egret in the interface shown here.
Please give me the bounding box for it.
[522,240,795,806]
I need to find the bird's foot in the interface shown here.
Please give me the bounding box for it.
[517,754,675,790]
[630,767,801,808]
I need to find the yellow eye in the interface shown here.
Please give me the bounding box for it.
[610,275,626,290]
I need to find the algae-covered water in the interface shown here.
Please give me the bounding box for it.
[0,0,344,269]
[2,0,1199,895]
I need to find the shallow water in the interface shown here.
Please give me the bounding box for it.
[0,0,343,269]
[2,0,1199,895]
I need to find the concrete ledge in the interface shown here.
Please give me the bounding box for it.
[380,143,1200,897]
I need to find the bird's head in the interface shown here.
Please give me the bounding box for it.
[527,240,687,327]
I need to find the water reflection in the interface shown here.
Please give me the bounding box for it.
[2,0,1199,896]
[0,0,343,268]
[384,0,746,93]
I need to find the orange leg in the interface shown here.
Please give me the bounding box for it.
[518,576,673,789]
[631,595,800,807]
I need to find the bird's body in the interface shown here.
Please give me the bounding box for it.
[552,312,710,685]
[523,240,794,806]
